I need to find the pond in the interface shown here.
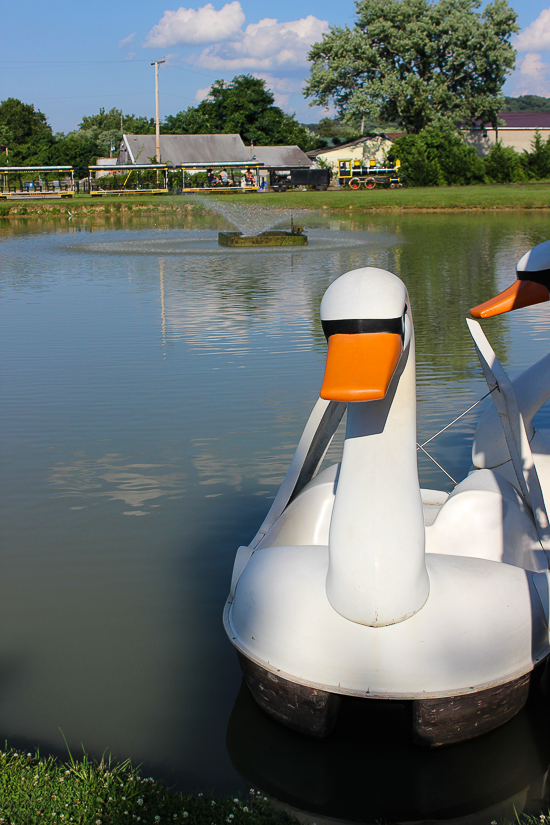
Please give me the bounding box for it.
[1,207,550,823]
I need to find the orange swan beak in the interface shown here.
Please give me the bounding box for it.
[320,332,403,402]
[470,279,550,319]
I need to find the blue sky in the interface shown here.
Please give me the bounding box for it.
[1,0,550,133]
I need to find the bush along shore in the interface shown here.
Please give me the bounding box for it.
[1,745,550,825]
[0,746,298,825]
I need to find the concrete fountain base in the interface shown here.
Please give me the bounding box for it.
[218,226,308,247]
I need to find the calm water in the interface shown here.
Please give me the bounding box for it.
[2,208,550,823]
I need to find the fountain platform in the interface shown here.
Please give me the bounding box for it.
[218,226,307,247]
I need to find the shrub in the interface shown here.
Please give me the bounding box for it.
[390,133,442,186]
[521,130,550,179]
[483,141,526,183]
[391,128,486,186]
[421,128,485,186]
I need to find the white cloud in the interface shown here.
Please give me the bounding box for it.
[193,14,328,71]
[520,52,550,79]
[514,8,550,52]
[505,52,550,96]
[253,73,302,94]
[119,32,136,47]
[125,52,136,61]
[195,85,212,101]
[145,1,245,47]
[252,73,303,108]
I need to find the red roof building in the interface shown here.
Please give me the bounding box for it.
[465,112,550,155]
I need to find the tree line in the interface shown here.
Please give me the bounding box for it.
[0,76,323,174]
[392,127,550,185]
[2,0,550,185]
[302,0,550,182]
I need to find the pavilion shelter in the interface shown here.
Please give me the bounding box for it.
[87,164,172,195]
[0,166,75,198]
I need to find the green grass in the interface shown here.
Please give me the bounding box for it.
[203,183,550,211]
[1,744,549,824]
[0,746,297,825]
[2,183,550,218]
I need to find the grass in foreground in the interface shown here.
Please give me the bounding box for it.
[0,746,296,825]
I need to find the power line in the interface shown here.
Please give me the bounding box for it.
[0,55,224,81]
[26,93,156,102]
[166,60,227,80]
[0,59,151,66]
[26,91,197,104]
[0,58,220,78]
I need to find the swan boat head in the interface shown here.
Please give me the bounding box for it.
[318,267,430,627]
[469,240,550,477]
[471,239,550,318]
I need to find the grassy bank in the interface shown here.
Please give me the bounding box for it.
[207,183,550,211]
[0,746,296,825]
[1,183,550,219]
[1,744,549,825]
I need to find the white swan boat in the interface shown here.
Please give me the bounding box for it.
[224,242,550,745]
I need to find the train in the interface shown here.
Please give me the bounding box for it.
[337,157,405,189]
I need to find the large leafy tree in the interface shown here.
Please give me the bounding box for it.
[164,75,320,150]
[48,135,102,175]
[78,107,155,135]
[0,98,104,171]
[72,108,154,160]
[0,98,51,144]
[0,98,53,163]
[304,0,518,133]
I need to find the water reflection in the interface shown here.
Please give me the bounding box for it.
[1,211,550,814]
[48,454,186,513]
[228,677,550,823]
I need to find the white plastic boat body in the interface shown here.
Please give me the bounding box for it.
[224,259,550,744]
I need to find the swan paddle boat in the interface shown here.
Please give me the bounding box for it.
[224,245,550,746]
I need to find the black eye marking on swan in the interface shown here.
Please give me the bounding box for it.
[518,267,550,290]
[322,307,407,342]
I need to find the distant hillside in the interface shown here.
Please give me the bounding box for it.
[502,95,550,112]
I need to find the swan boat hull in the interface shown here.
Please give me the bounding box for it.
[224,452,550,745]
[224,532,546,745]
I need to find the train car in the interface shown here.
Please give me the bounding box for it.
[338,157,404,189]
[269,167,332,192]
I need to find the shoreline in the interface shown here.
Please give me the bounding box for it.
[1,183,550,218]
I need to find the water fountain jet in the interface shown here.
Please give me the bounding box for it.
[218,218,307,247]
[187,195,309,245]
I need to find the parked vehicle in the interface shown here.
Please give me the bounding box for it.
[269,168,332,192]
[338,158,405,189]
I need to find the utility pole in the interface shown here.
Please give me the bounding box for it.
[151,59,165,162]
